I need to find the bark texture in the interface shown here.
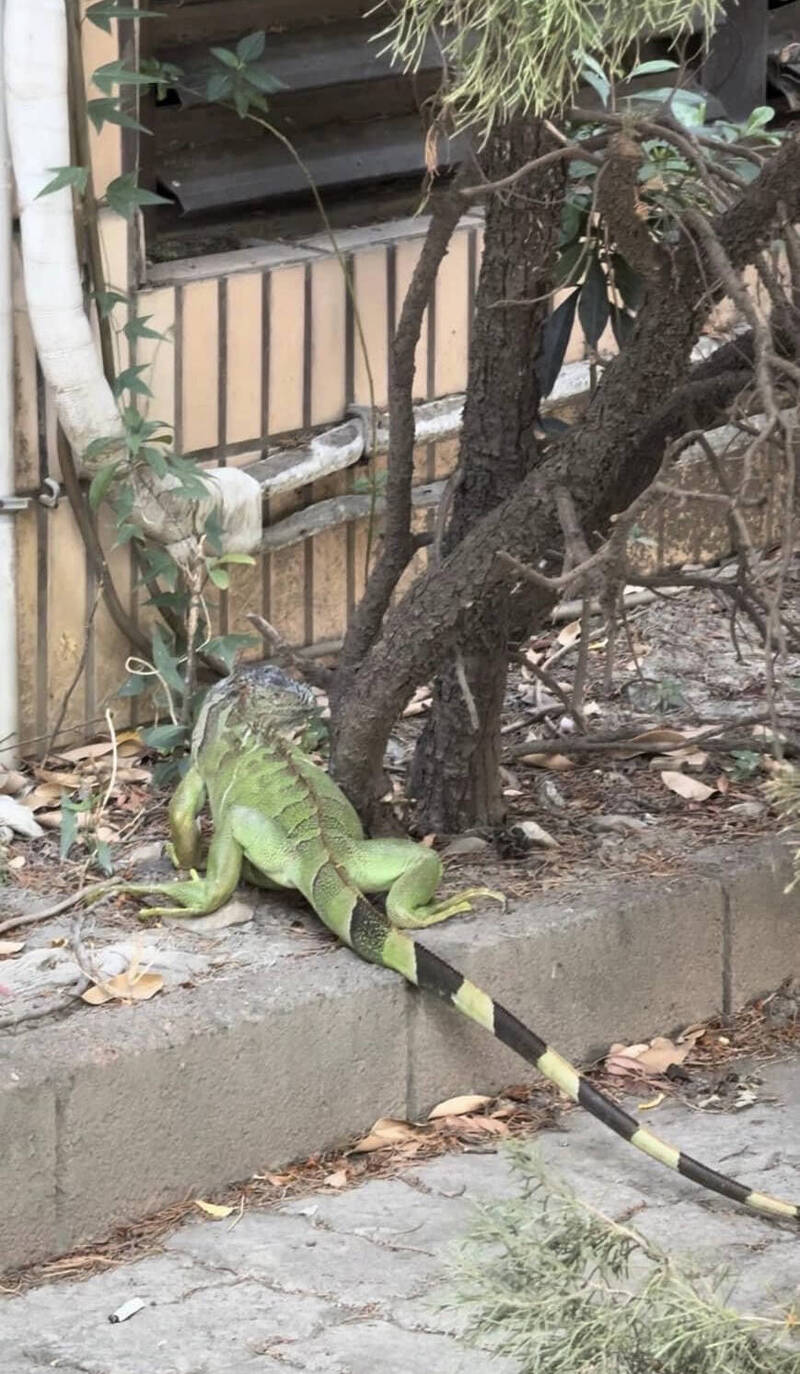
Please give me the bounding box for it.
[330,133,800,831]
[409,117,565,831]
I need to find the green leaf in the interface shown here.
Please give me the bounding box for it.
[210,46,240,70]
[140,723,188,753]
[87,98,150,135]
[577,52,610,106]
[113,364,153,399]
[117,672,147,698]
[140,445,168,478]
[559,198,586,246]
[203,508,224,555]
[610,305,635,350]
[245,67,284,94]
[204,634,259,670]
[84,433,123,462]
[743,105,775,134]
[105,172,171,220]
[581,68,610,107]
[233,86,251,118]
[152,624,186,695]
[208,566,230,590]
[87,2,164,32]
[115,521,142,545]
[206,71,233,103]
[88,462,120,511]
[211,552,256,566]
[93,60,167,92]
[578,254,610,349]
[535,288,580,398]
[37,165,88,199]
[59,798,88,860]
[93,287,129,318]
[628,59,679,78]
[123,315,168,342]
[612,254,644,312]
[93,839,114,877]
[554,241,584,288]
[237,30,266,63]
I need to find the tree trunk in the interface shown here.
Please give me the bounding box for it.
[409,117,564,832]
[329,134,800,829]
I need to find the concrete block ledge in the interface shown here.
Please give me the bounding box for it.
[1,837,797,1274]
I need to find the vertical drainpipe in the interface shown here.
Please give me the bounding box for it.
[0,0,18,764]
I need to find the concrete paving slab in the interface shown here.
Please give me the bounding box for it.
[2,1056,798,1374]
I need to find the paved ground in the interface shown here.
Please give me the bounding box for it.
[3,1055,800,1373]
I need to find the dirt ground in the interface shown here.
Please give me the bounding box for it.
[3,556,800,910]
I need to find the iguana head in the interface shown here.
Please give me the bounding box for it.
[193,664,325,755]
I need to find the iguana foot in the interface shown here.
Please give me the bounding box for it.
[391,887,506,929]
[120,871,221,921]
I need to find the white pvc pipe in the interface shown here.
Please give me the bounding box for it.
[4,0,124,461]
[0,0,18,762]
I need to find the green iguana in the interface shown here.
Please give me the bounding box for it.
[123,665,799,1225]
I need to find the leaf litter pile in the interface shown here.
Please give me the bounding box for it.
[3,982,798,1296]
[3,559,800,913]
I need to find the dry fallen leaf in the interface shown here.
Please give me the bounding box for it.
[615,728,689,759]
[606,1029,704,1078]
[660,770,715,802]
[82,970,164,1005]
[457,1114,509,1135]
[20,782,64,811]
[0,940,24,957]
[351,1117,421,1153]
[555,619,581,649]
[0,766,27,795]
[323,1169,349,1189]
[194,1200,235,1219]
[429,1094,492,1120]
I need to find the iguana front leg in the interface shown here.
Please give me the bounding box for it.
[123,820,242,918]
[343,839,504,929]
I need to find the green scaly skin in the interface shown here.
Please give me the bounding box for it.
[123,666,799,1226]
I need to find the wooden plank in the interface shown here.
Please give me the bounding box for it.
[155,0,370,47]
[268,266,305,436]
[353,247,388,408]
[159,117,463,216]
[226,272,263,446]
[309,471,349,641]
[181,279,219,452]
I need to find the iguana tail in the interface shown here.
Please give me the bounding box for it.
[342,893,799,1225]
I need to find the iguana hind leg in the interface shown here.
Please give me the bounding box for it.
[344,839,504,929]
[124,820,242,918]
[165,764,206,870]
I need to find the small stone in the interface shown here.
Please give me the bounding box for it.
[0,795,43,839]
[511,820,559,849]
[164,899,255,932]
[441,835,490,859]
[727,801,765,820]
[127,840,166,866]
[590,814,649,835]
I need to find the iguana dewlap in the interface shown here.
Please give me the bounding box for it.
[124,665,799,1226]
